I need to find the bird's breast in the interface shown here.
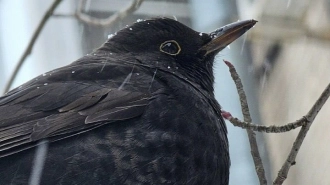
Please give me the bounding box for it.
[129,85,229,184]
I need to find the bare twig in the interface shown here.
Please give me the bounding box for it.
[3,0,63,94]
[273,83,330,185]
[224,60,268,185]
[224,113,306,133]
[223,59,330,185]
[52,13,74,18]
[75,0,144,27]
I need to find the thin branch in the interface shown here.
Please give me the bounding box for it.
[224,60,268,185]
[3,0,63,94]
[273,82,330,185]
[52,13,74,18]
[75,0,144,27]
[223,112,306,133]
[223,60,330,185]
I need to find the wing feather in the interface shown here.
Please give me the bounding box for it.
[0,81,150,157]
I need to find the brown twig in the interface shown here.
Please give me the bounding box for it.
[3,0,63,94]
[224,60,330,185]
[52,13,74,18]
[224,60,268,185]
[222,110,306,133]
[75,0,144,27]
[273,83,330,185]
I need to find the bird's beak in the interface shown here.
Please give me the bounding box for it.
[200,19,257,56]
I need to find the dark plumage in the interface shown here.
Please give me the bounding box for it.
[0,18,256,184]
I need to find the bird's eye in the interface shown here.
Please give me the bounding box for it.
[159,40,181,56]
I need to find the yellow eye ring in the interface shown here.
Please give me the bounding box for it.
[159,40,181,56]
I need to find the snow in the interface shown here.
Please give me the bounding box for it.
[107,34,114,39]
[118,73,132,90]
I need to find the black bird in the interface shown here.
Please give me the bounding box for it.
[0,18,256,185]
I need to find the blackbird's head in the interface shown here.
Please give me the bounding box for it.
[100,18,256,93]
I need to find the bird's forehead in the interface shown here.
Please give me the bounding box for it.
[122,18,211,46]
[133,18,191,32]
[105,18,212,55]
[128,18,207,40]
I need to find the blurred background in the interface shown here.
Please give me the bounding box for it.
[0,0,329,184]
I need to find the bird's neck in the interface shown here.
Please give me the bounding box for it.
[179,61,215,95]
[157,64,215,97]
[188,72,214,96]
